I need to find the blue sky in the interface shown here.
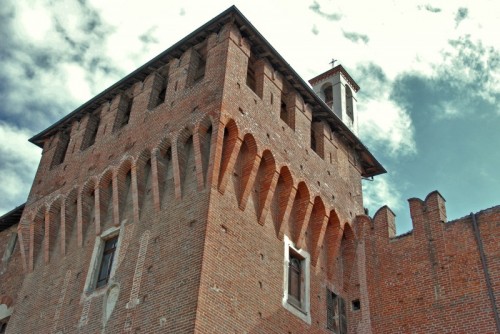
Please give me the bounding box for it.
[0,0,499,233]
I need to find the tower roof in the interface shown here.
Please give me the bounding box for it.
[28,5,385,177]
[309,65,360,92]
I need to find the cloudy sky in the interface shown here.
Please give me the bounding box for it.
[1,0,499,233]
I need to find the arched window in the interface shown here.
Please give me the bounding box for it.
[322,84,333,109]
[345,85,353,122]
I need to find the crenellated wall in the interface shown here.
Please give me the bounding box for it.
[191,23,369,333]
[359,191,500,333]
[2,17,369,333]
[4,6,496,334]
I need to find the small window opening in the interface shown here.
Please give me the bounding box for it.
[310,127,317,153]
[158,87,166,105]
[51,131,70,168]
[280,100,288,123]
[192,45,207,84]
[352,299,360,311]
[122,97,133,126]
[246,53,257,93]
[113,95,133,132]
[96,235,118,289]
[150,72,168,109]
[81,114,100,150]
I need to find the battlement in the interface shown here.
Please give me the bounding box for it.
[357,190,500,333]
[359,190,500,242]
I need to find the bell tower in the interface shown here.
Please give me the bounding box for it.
[309,64,360,135]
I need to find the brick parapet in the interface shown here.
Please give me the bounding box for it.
[358,191,500,333]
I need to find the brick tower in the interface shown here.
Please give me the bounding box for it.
[2,5,499,334]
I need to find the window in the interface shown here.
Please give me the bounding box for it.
[113,95,133,132]
[81,113,100,150]
[96,236,118,289]
[191,45,207,84]
[157,86,166,105]
[282,236,310,323]
[345,86,353,122]
[288,251,302,308]
[246,53,257,93]
[323,84,333,109]
[83,226,121,293]
[122,97,133,126]
[327,290,347,334]
[280,99,288,123]
[310,127,317,153]
[51,131,70,168]
[149,72,168,109]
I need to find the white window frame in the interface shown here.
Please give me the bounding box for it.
[83,225,122,294]
[282,235,311,324]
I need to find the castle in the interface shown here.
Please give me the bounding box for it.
[1,6,499,333]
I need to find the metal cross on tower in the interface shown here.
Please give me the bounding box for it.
[329,59,337,68]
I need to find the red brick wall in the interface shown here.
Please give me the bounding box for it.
[193,23,366,333]
[0,225,24,317]
[3,13,498,334]
[4,23,229,334]
[361,191,499,333]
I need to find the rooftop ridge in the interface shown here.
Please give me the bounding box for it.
[28,6,385,177]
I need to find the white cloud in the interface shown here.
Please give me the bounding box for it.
[0,123,41,215]
[61,63,93,102]
[1,0,499,222]
[359,96,416,157]
[362,175,403,213]
[16,3,52,43]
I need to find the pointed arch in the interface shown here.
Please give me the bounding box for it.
[116,158,134,224]
[30,206,45,271]
[177,126,196,196]
[253,150,277,225]
[341,223,357,293]
[135,149,153,219]
[198,116,214,187]
[97,169,114,233]
[233,133,259,210]
[157,137,175,208]
[326,209,342,280]
[81,178,97,244]
[290,181,311,245]
[271,166,294,239]
[46,196,63,262]
[63,187,78,255]
[309,196,327,266]
[218,119,240,192]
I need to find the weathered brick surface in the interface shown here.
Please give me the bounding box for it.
[1,7,499,334]
[361,192,500,333]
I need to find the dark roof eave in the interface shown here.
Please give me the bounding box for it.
[0,203,25,232]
